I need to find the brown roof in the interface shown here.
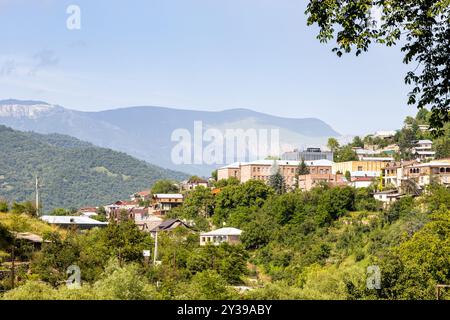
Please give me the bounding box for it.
[115,200,138,206]
[150,219,190,232]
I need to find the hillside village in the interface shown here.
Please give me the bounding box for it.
[1,109,450,300]
[33,109,449,235]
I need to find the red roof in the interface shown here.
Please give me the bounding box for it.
[115,200,138,206]
[136,190,150,196]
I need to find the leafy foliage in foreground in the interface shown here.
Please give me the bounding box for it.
[306,0,450,133]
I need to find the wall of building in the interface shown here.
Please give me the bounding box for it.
[298,173,343,191]
[217,167,241,181]
[332,161,387,174]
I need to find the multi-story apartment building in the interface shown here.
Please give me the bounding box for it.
[412,139,435,160]
[281,147,333,161]
[382,159,450,192]
[151,194,184,215]
[332,159,391,175]
[217,162,242,181]
[402,160,450,189]
[217,159,333,189]
[382,160,418,188]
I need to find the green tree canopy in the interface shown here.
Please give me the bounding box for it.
[151,179,179,194]
[306,0,450,133]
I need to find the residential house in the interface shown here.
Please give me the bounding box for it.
[151,194,183,215]
[104,200,139,215]
[402,160,450,191]
[373,130,397,139]
[78,207,98,217]
[373,190,402,207]
[354,148,382,160]
[404,123,430,132]
[412,139,435,160]
[381,159,450,193]
[382,160,418,189]
[378,144,400,156]
[180,177,209,191]
[13,232,48,251]
[349,176,376,188]
[130,190,151,202]
[135,215,164,233]
[200,227,242,246]
[40,216,108,230]
[149,218,190,236]
[109,207,149,222]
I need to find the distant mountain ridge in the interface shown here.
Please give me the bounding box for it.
[0,125,188,212]
[0,99,340,175]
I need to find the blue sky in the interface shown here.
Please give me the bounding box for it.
[0,0,416,135]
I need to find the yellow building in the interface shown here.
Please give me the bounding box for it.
[332,159,390,175]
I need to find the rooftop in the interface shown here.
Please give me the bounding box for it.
[40,215,108,225]
[414,161,450,168]
[220,162,244,169]
[13,232,45,243]
[360,157,394,162]
[416,139,433,144]
[153,193,183,199]
[201,227,242,236]
[220,159,334,169]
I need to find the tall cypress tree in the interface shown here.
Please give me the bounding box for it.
[268,160,286,194]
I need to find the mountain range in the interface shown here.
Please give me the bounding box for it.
[0,99,340,175]
[0,125,188,212]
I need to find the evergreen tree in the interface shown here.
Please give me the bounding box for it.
[268,161,286,195]
[296,159,310,176]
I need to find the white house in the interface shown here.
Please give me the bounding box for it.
[413,139,435,160]
[373,190,402,207]
[200,227,242,246]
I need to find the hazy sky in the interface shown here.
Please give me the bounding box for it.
[0,0,416,135]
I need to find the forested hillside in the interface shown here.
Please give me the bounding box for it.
[0,125,188,211]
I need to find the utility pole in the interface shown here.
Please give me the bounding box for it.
[153,231,158,265]
[35,176,40,216]
[10,238,15,289]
